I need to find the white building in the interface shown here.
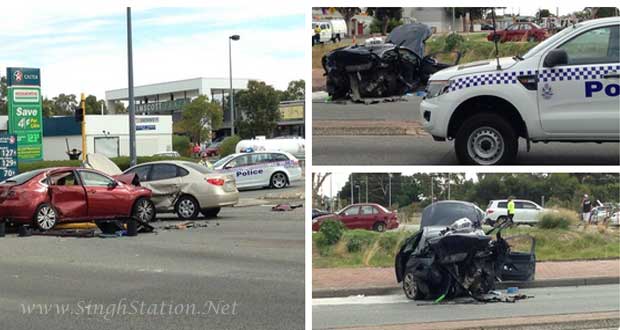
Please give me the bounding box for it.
[0,115,172,161]
[105,77,251,138]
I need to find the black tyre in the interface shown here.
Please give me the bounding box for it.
[402,268,424,300]
[175,195,200,219]
[270,172,288,189]
[201,207,221,218]
[373,222,386,232]
[0,220,5,237]
[33,203,57,231]
[132,198,156,223]
[455,113,518,165]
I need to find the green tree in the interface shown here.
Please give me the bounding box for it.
[445,7,488,32]
[366,7,403,35]
[176,95,223,144]
[51,93,77,116]
[236,80,280,139]
[112,101,127,113]
[84,94,107,115]
[536,9,552,19]
[279,79,305,101]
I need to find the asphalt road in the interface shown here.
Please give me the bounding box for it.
[312,284,620,329]
[237,181,304,199]
[0,204,304,330]
[313,95,422,122]
[313,136,620,165]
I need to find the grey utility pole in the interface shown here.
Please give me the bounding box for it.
[229,35,240,136]
[388,173,392,208]
[127,7,137,166]
[350,174,354,204]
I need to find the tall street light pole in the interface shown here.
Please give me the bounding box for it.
[388,173,392,208]
[229,35,240,136]
[127,7,137,166]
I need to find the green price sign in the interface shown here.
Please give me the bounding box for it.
[7,86,43,161]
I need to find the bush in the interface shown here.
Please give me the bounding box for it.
[173,135,191,157]
[319,219,345,245]
[219,135,241,157]
[444,33,465,51]
[345,230,377,253]
[538,208,579,229]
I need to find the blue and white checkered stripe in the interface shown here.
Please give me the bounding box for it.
[447,64,620,92]
[538,64,620,82]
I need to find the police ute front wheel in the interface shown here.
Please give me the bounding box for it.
[455,113,518,165]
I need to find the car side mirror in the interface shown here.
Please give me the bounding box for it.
[107,181,118,189]
[543,49,568,67]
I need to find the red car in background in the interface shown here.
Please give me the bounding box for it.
[204,141,221,157]
[487,22,548,42]
[0,167,155,231]
[312,203,399,232]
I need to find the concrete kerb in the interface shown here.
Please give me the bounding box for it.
[312,276,620,299]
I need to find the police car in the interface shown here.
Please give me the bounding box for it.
[212,151,302,189]
[420,17,619,165]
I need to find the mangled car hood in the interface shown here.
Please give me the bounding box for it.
[385,23,432,58]
[83,153,122,176]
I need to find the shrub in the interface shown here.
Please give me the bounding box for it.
[173,135,191,157]
[444,33,465,51]
[219,135,241,157]
[345,230,377,253]
[538,208,579,229]
[319,219,345,245]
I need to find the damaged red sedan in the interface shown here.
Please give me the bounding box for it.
[0,167,155,231]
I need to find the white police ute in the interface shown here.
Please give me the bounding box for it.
[420,17,619,165]
[212,151,302,189]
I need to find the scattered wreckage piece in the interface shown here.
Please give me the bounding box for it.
[272,203,304,212]
[323,23,461,102]
[162,221,211,230]
[395,201,536,302]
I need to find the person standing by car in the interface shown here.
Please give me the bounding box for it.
[313,25,321,45]
[507,196,516,224]
[581,194,593,224]
[192,143,201,158]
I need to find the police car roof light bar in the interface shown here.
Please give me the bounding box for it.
[491,8,501,70]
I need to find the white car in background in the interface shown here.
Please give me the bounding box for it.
[213,151,302,190]
[485,199,546,226]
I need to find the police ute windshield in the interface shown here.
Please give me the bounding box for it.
[522,23,580,59]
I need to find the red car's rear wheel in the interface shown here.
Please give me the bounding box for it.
[34,203,57,231]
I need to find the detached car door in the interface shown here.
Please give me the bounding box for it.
[539,24,620,135]
[78,170,128,219]
[47,170,88,220]
[500,235,536,281]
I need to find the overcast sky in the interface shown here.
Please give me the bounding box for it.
[0,1,304,100]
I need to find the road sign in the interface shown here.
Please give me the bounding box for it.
[6,67,40,86]
[7,68,43,161]
[0,135,18,181]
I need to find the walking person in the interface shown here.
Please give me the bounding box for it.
[581,194,593,224]
[507,196,516,225]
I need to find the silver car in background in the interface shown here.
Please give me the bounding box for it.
[85,154,239,220]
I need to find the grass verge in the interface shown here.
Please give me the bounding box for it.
[313,226,620,268]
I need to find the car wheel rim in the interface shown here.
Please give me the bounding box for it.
[136,200,154,222]
[272,174,286,188]
[403,273,417,298]
[37,206,56,230]
[467,126,504,165]
[179,199,195,218]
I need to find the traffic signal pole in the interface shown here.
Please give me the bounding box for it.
[81,93,86,161]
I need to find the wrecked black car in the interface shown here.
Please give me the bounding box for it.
[395,201,535,301]
[322,23,461,101]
